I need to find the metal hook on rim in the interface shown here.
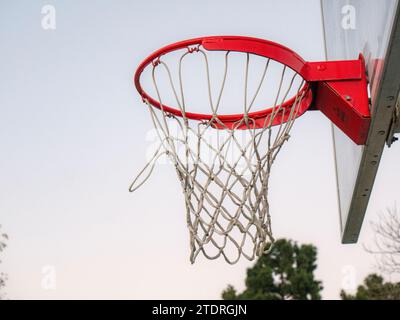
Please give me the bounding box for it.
[187,45,200,53]
[152,57,161,67]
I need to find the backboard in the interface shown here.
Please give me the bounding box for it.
[321,0,400,243]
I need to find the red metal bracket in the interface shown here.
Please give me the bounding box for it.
[308,55,371,145]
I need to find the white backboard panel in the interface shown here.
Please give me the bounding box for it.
[321,0,400,242]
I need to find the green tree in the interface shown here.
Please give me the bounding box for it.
[0,225,8,299]
[222,239,323,300]
[341,274,400,300]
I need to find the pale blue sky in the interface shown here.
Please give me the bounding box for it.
[1,0,400,299]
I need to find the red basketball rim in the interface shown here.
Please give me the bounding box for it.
[134,36,313,129]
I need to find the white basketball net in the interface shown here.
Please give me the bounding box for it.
[130,47,306,264]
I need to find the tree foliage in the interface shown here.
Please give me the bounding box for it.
[0,225,8,299]
[222,239,323,300]
[341,274,400,300]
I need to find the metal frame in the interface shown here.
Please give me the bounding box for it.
[341,4,400,243]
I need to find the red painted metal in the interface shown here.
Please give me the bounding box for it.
[313,55,370,144]
[134,36,371,145]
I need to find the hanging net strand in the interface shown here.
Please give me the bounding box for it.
[130,43,307,264]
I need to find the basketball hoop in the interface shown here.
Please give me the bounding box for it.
[130,36,370,264]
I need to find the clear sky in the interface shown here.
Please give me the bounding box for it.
[1,0,400,299]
